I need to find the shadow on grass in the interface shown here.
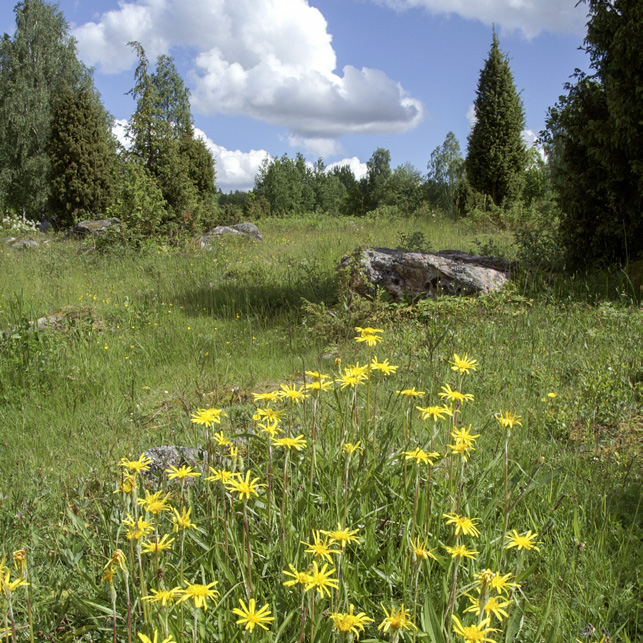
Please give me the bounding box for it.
[174,272,339,322]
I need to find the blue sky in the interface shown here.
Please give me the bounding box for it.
[1,0,591,191]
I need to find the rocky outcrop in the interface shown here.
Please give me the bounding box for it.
[197,222,262,247]
[339,247,513,300]
[70,218,121,236]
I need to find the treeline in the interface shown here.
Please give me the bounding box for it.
[0,0,640,267]
[0,1,216,239]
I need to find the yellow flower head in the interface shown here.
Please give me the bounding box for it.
[451,425,480,446]
[355,333,382,347]
[450,353,478,375]
[337,373,365,389]
[443,513,481,537]
[142,587,181,607]
[305,370,331,380]
[206,468,240,484]
[495,411,523,430]
[141,534,175,554]
[447,440,476,461]
[212,431,231,446]
[166,465,201,480]
[396,387,425,398]
[370,357,398,375]
[304,561,340,597]
[12,550,26,575]
[505,529,542,552]
[452,615,499,642]
[172,506,198,532]
[225,470,265,501]
[404,448,441,466]
[342,441,363,455]
[123,515,154,541]
[411,536,438,561]
[416,404,452,422]
[176,580,220,610]
[301,530,342,563]
[304,378,333,392]
[252,391,281,403]
[279,383,308,403]
[464,594,511,623]
[444,544,478,560]
[232,598,275,632]
[255,406,286,422]
[190,407,227,426]
[377,604,417,633]
[119,454,152,473]
[104,549,127,573]
[282,564,311,587]
[115,473,138,494]
[355,326,383,336]
[439,383,474,403]
[322,523,360,548]
[137,631,176,643]
[138,490,172,515]
[329,604,374,639]
[273,434,307,450]
[258,418,283,438]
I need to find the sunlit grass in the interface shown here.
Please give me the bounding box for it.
[0,215,640,641]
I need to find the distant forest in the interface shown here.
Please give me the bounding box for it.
[0,0,639,267]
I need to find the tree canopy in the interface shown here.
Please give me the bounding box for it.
[0,0,89,218]
[543,0,642,267]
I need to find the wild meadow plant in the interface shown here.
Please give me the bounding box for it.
[1,327,575,643]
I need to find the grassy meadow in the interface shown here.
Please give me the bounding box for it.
[0,215,640,642]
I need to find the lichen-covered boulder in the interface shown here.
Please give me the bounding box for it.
[338,247,513,300]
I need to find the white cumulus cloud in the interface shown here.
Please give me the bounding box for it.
[327,157,368,181]
[194,128,270,192]
[73,0,423,140]
[374,0,587,38]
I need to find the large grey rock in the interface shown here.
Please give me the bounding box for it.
[339,247,513,300]
[198,222,262,247]
[70,218,120,236]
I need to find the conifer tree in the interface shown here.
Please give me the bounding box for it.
[465,31,526,207]
[0,0,88,219]
[47,81,119,227]
[543,0,641,267]
[125,42,215,233]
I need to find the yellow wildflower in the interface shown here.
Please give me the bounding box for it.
[505,530,542,552]
[377,604,417,633]
[450,353,478,375]
[232,598,275,632]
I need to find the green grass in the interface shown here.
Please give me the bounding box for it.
[0,215,640,642]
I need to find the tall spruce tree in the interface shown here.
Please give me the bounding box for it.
[47,81,119,227]
[0,0,88,219]
[465,31,526,207]
[543,0,641,267]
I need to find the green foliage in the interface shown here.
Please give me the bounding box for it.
[466,31,527,207]
[427,131,465,216]
[124,43,216,237]
[381,162,424,214]
[0,0,89,219]
[47,82,119,227]
[543,0,642,268]
[395,229,432,253]
[108,159,168,240]
[364,147,392,212]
